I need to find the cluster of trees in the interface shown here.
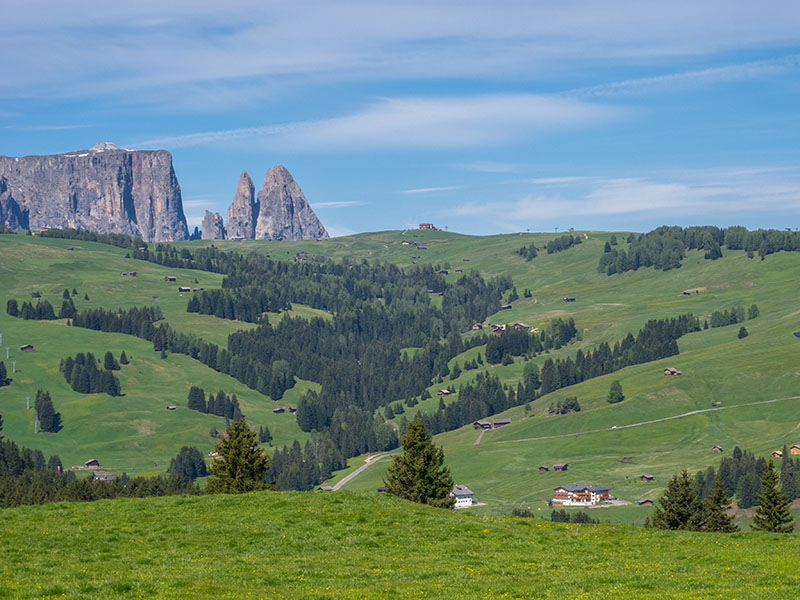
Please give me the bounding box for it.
[166,446,207,482]
[34,390,61,433]
[0,225,17,234]
[186,386,243,420]
[485,317,578,364]
[0,439,198,508]
[70,305,163,336]
[648,461,795,533]
[599,225,800,275]
[267,438,347,491]
[516,242,538,261]
[695,445,799,508]
[59,352,122,396]
[708,304,758,328]
[549,396,581,415]
[546,234,582,254]
[187,287,288,322]
[39,227,146,250]
[0,361,10,387]
[549,509,600,524]
[7,298,57,320]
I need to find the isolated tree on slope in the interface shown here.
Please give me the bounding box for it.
[607,380,624,404]
[645,469,702,530]
[751,459,794,533]
[206,419,271,494]
[384,417,455,509]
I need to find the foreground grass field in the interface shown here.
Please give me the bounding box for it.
[1,491,798,599]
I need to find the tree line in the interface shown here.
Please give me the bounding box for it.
[546,234,582,254]
[0,438,198,508]
[187,386,243,420]
[34,389,61,433]
[484,317,579,364]
[599,225,800,275]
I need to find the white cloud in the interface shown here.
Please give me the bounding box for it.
[182,199,218,209]
[5,2,799,103]
[444,167,800,228]
[571,55,800,98]
[403,186,461,194]
[138,94,622,151]
[524,177,589,185]
[311,201,366,208]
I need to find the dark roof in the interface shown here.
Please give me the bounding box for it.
[555,484,609,493]
[493,418,511,425]
[641,474,654,479]
[553,463,568,469]
[793,331,800,338]
[637,499,654,505]
[451,484,473,496]
[318,486,334,491]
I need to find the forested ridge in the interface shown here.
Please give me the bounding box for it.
[598,225,800,275]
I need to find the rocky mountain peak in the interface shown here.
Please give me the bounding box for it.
[202,210,226,240]
[89,141,130,152]
[254,165,328,241]
[226,170,257,240]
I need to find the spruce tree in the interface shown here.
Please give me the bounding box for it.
[205,419,271,494]
[103,351,120,371]
[119,351,129,365]
[645,469,702,530]
[187,386,207,412]
[384,417,455,509]
[752,459,794,532]
[0,361,9,386]
[701,477,739,532]
[34,389,60,433]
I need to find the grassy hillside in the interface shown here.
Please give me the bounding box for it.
[1,490,798,599]
[2,229,799,514]
[0,234,314,475]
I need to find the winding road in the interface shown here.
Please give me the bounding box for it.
[332,454,391,491]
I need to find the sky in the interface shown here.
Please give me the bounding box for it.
[2,1,800,237]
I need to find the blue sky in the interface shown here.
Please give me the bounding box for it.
[2,1,800,237]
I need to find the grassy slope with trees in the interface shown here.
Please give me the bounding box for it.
[1,230,799,521]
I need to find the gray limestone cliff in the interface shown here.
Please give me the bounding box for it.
[0,177,27,230]
[254,165,328,241]
[225,171,257,240]
[0,142,189,241]
[201,210,226,240]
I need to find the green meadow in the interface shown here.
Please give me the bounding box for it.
[1,229,800,519]
[1,490,798,599]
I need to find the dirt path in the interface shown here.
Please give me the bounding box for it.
[474,429,486,445]
[497,395,800,445]
[332,454,391,491]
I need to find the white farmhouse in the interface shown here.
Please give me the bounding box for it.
[450,484,474,509]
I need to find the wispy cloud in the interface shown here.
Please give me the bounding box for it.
[138,94,622,151]
[444,166,800,229]
[182,199,218,209]
[311,201,366,208]
[403,186,461,194]
[571,55,800,98]
[6,124,89,131]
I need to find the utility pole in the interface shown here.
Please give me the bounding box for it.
[5,347,8,359]
[11,360,16,374]
[26,395,30,410]
[0,332,3,346]
[555,227,558,234]
[35,420,38,434]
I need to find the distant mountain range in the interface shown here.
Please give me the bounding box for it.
[0,143,326,242]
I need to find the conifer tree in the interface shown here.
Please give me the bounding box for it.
[205,419,271,494]
[0,361,9,386]
[187,386,207,412]
[119,351,129,365]
[34,389,61,433]
[384,417,455,509]
[103,351,120,371]
[780,446,797,502]
[701,477,738,532]
[752,459,794,533]
[645,469,702,530]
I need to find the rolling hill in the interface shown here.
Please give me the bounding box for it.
[1,228,799,525]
